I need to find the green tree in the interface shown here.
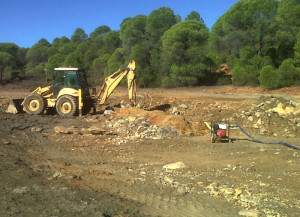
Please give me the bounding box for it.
[161,20,209,86]
[64,51,85,68]
[52,36,70,47]
[85,49,98,66]
[93,54,110,73]
[232,66,247,86]
[71,28,88,43]
[259,65,278,89]
[90,25,111,40]
[130,43,153,87]
[185,11,204,23]
[0,43,19,58]
[233,51,272,86]
[175,14,182,23]
[278,58,297,87]
[275,0,300,64]
[120,15,147,56]
[106,48,124,76]
[58,42,77,55]
[211,0,279,60]
[45,53,66,78]
[146,7,177,43]
[100,31,121,55]
[77,41,90,54]
[0,43,27,69]
[294,32,300,66]
[26,39,50,67]
[0,52,14,84]
[16,47,27,67]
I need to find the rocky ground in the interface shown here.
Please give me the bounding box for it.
[0,85,299,217]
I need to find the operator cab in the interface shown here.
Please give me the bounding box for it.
[53,67,89,98]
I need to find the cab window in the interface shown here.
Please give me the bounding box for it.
[65,71,79,88]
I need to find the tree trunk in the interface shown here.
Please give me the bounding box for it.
[0,68,3,85]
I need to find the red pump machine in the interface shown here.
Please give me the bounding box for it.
[210,121,232,143]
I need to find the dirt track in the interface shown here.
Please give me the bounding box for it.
[0,86,299,217]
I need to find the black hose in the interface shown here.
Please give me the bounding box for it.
[236,124,300,151]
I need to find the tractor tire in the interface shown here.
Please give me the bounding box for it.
[23,94,46,115]
[56,95,77,117]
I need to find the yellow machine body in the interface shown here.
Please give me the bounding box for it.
[10,60,137,117]
[97,60,137,105]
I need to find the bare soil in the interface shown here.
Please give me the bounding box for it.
[0,85,299,217]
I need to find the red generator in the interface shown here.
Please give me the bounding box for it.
[210,121,231,143]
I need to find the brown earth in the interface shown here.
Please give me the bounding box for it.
[0,85,299,217]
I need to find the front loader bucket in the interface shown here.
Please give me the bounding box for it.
[6,98,24,114]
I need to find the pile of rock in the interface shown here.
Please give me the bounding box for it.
[229,96,299,138]
[105,115,179,139]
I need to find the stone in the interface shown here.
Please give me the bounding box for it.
[238,210,261,217]
[179,104,188,109]
[31,127,43,132]
[172,107,180,115]
[244,111,251,116]
[256,103,264,108]
[128,116,137,122]
[255,112,261,118]
[54,126,71,134]
[177,186,187,195]
[257,118,262,125]
[259,127,267,135]
[86,127,107,135]
[163,162,186,170]
[268,103,294,116]
[205,182,221,196]
[53,172,62,178]
[12,186,29,194]
[84,116,99,123]
[104,109,114,115]
[164,176,174,184]
[235,189,243,198]
[2,140,11,145]
[206,182,219,189]
[224,188,234,195]
[248,116,254,122]
[6,104,18,114]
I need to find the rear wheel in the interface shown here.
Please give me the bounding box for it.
[23,94,45,115]
[56,95,77,117]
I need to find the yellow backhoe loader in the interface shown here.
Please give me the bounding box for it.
[9,60,136,117]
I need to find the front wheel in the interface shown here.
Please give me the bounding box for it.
[56,95,77,117]
[23,94,45,115]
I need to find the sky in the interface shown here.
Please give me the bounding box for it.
[0,0,239,48]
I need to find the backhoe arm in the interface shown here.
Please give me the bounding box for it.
[97,60,136,105]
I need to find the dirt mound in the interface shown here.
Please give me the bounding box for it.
[110,107,193,135]
[225,96,300,138]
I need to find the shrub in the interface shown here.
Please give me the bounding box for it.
[295,67,300,85]
[278,58,297,87]
[26,65,45,76]
[259,65,278,90]
[161,76,173,88]
[231,66,247,86]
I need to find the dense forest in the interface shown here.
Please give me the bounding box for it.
[0,0,299,89]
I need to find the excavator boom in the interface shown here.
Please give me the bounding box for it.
[97,60,136,105]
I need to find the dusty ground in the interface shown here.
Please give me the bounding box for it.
[0,85,299,217]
